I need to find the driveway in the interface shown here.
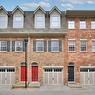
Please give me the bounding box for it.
[0,85,95,95]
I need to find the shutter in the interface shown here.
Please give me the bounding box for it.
[33,40,36,51]
[7,41,10,52]
[12,41,15,51]
[44,40,47,52]
[48,40,51,52]
[59,40,62,52]
[23,41,25,52]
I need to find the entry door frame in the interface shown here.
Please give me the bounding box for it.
[68,63,75,82]
[43,66,64,85]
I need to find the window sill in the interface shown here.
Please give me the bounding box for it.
[68,51,76,53]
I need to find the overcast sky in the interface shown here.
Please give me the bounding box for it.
[0,0,95,11]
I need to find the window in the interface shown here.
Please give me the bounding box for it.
[50,16,60,28]
[80,40,87,52]
[36,40,44,52]
[68,40,76,52]
[80,20,86,29]
[51,40,59,52]
[91,21,95,29]
[92,40,95,52]
[0,15,7,28]
[13,16,23,28]
[0,41,7,51]
[68,21,75,29]
[15,41,23,52]
[35,15,45,28]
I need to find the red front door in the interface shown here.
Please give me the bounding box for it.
[32,66,38,81]
[21,66,27,81]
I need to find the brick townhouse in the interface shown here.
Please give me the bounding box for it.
[0,5,95,87]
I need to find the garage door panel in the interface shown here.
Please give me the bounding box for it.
[44,67,63,85]
[80,67,95,85]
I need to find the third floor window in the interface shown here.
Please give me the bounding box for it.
[68,20,75,29]
[50,16,60,28]
[13,16,23,28]
[80,20,86,29]
[0,15,7,28]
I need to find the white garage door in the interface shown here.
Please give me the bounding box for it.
[0,67,15,86]
[43,67,63,85]
[80,67,95,85]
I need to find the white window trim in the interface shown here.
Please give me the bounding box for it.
[0,41,7,52]
[92,39,95,52]
[13,14,24,28]
[0,14,8,29]
[50,15,61,28]
[68,21,75,29]
[80,39,87,52]
[68,39,76,52]
[91,21,95,29]
[50,39,60,52]
[35,14,45,28]
[15,41,23,52]
[35,39,44,52]
[80,21,86,29]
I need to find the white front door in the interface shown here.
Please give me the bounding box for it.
[0,67,15,86]
[44,67,63,85]
[80,67,95,85]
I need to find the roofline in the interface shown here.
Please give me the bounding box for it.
[0,6,8,14]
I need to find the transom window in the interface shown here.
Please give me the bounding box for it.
[51,40,59,52]
[80,40,87,52]
[36,40,44,52]
[80,20,86,29]
[0,41,7,51]
[35,15,45,28]
[13,16,23,28]
[68,20,75,29]
[92,40,95,52]
[0,15,7,28]
[50,16,60,28]
[68,40,76,52]
[15,41,23,52]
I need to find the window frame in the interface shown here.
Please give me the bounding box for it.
[0,15,8,29]
[13,15,24,28]
[80,20,86,29]
[80,39,87,52]
[68,20,75,29]
[15,41,23,52]
[91,21,95,29]
[92,39,95,52]
[0,41,7,52]
[50,15,61,28]
[50,39,60,52]
[68,39,76,52]
[35,39,44,52]
[35,14,45,28]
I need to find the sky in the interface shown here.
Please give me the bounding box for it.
[0,0,95,11]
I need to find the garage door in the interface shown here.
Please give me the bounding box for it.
[0,67,15,86]
[80,67,95,85]
[43,67,63,85]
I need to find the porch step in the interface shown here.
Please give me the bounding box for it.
[29,82,40,88]
[68,82,82,88]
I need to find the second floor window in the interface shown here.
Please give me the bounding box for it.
[68,20,75,29]
[15,41,23,52]
[92,40,95,52]
[0,15,7,28]
[36,40,44,52]
[68,40,76,52]
[80,40,87,52]
[80,20,86,29]
[50,16,60,28]
[13,16,23,28]
[0,41,7,51]
[35,15,45,28]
